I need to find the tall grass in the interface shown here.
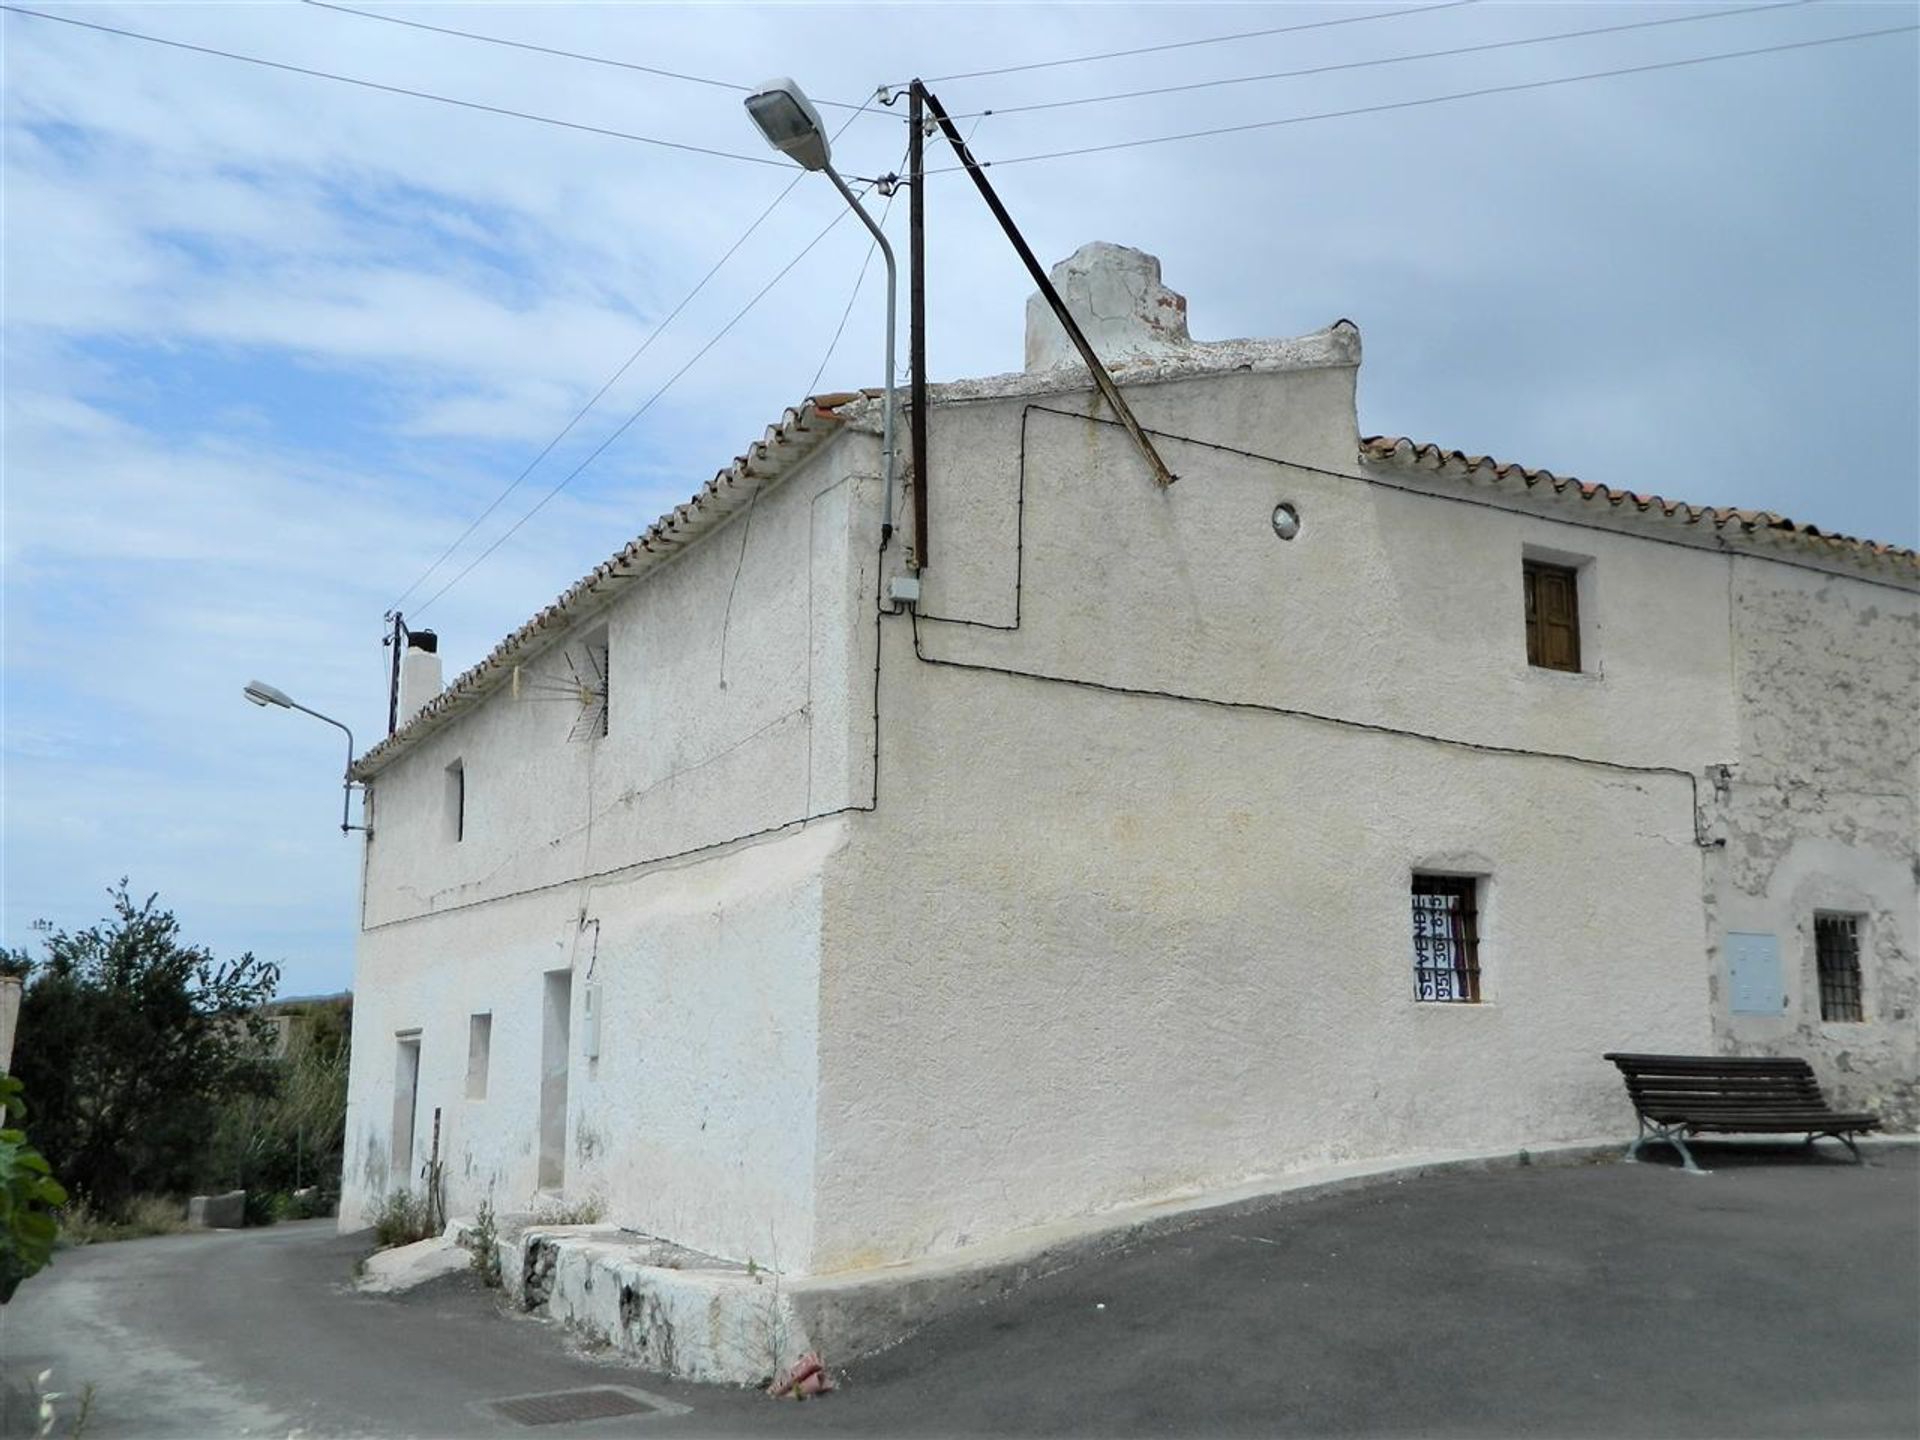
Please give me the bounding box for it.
[58,1195,188,1246]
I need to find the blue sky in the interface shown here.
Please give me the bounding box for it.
[4,2,1915,996]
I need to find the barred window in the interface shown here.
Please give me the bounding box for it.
[1814,914,1864,1022]
[1412,875,1480,1003]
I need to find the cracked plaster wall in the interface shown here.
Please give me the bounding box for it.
[1709,559,1919,1126]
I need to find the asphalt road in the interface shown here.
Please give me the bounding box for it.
[4,1143,1915,1439]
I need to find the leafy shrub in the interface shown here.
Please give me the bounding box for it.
[8,883,280,1216]
[207,1001,350,1203]
[279,1189,333,1222]
[371,1189,434,1249]
[241,1189,279,1228]
[1,1075,69,1303]
[468,1199,502,1288]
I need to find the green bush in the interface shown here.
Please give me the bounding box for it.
[468,1198,502,1288]
[1,1076,69,1303]
[241,1189,279,1228]
[371,1189,433,1249]
[6,883,279,1217]
[207,1002,350,1204]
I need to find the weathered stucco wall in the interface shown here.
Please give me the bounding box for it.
[1710,559,1920,1126]
[342,249,1916,1281]
[342,822,840,1264]
[810,364,1740,1272]
[342,439,874,1263]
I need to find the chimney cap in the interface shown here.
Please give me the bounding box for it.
[405,628,439,654]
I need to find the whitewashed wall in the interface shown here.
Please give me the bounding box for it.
[812,356,1757,1272]
[342,442,872,1266]
[344,283,1915,1279]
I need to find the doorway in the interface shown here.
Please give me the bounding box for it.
[392,1033,421,1184]
[538,971,572,1191]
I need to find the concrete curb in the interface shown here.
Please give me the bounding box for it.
[487,1132,1918,1384]
[495,1139,1624,1384]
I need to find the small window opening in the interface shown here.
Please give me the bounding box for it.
[446,759,465,843]
[1814,914,1865,1022]
[466,1013,492,1099]
[1412,875,1481,1003]
[1523,560,1582,672]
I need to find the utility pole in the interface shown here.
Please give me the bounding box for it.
[908,82,930,570]
[384,612,406,737]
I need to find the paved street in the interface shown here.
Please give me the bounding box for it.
[4,1145,1915,1438]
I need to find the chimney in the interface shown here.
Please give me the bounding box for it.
[1025,242,1192,374]
[398,629,442,724]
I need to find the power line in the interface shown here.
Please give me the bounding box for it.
[909,0,1478,86]
[0,3,788,166]
[391,99,883,611]
[410,194,870,620]
[926,23,1919,174]
[942,1,1808,121]
[388,173,808,611]
[300,0,871,112]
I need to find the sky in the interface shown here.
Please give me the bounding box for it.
[3,1,1915,997]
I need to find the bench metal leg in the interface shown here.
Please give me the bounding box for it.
[1624,1120,1708,1174]
[1807,1131,1864,1163]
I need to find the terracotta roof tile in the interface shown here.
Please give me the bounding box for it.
[1358,436,1918,568]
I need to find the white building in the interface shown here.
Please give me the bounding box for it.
[341,244,1918,1276]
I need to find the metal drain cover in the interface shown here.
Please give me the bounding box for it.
[490,1386,676,1426]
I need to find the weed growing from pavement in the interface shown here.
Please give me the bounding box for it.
[469,1198,503,1288]
[32,1369,95,1439]
[527,1195,604,1227]
[370,1189,434,1248]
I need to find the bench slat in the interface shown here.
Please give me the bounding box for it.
[1605,1051,1880,1141]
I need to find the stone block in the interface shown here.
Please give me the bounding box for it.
[188,1190,246,1228]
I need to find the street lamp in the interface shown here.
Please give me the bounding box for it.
[745,78,900,552]
[243,679,365,835]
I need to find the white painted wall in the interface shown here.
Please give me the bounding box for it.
[345,244,1915,1279]
[811,360,1740,1271]
[342,439,872,1267]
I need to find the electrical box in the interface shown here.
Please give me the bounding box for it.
[1726,932,1785,1015]
[887,574,921,606]
[583,982,603,1060]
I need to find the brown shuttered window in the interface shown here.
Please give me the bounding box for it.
[1523,561,1582,672]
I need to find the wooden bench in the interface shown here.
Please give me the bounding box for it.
[1602,1052,1881,1173]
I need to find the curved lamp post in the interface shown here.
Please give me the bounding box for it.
[244,680,366,834]
[744,77,899,549]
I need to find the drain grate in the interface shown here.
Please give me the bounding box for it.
[491,1387,661,1426]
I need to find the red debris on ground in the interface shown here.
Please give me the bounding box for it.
[768,1352,833,1400]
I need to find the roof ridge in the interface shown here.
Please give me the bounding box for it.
[1359,435,1917,566]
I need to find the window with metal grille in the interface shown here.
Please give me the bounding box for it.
[1814,914,1864,1022]
[1411,875,1480,1003]
[1523,560,1581,672]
